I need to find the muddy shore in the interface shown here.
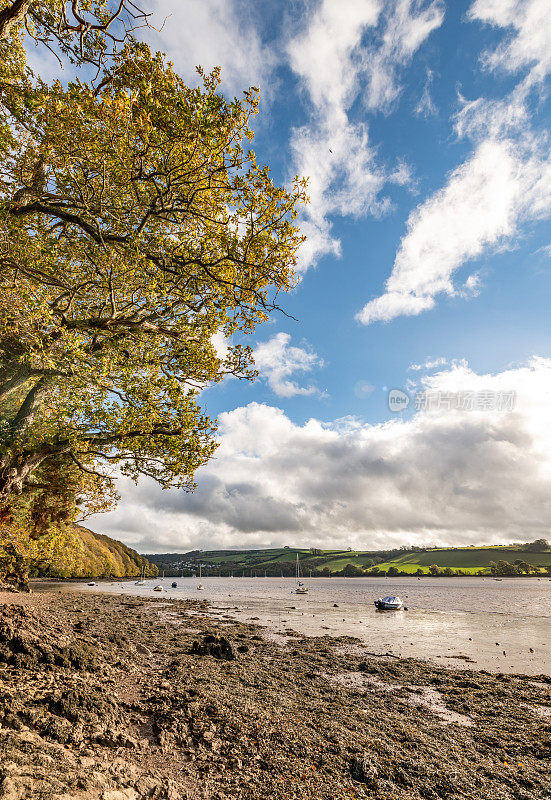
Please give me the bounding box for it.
[0,591,549,799]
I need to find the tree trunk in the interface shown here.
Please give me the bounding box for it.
[9,375,51,437]
[0,0,33,40]
[0,369,32,404]
[0,453,48,499]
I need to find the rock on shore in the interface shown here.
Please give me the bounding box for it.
[0,591,549,799]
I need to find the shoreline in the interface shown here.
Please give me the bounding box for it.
[36,577,551,676]
[0,589,549,799]
[29,573,551,583]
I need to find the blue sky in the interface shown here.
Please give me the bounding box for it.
[89,0,551,553]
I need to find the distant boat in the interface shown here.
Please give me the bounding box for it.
[153,585,163,592]
[494,577,503,581]
[295,553,309,594]
[374,595,403,610]
[197,563,204,590]
[171,581,177,588]
[87,581,96,586]
[135,566,146,585]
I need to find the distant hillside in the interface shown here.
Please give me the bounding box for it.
[146,542,551,577]
[33,525,158,579]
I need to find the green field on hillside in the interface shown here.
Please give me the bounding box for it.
[147,543,551,575]
[378,549,551,570]
[308,554,382,571]
[208,549,311,565]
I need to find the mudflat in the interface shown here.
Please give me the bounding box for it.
[0,590,549,799]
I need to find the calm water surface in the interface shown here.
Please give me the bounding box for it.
[45,577,551,676]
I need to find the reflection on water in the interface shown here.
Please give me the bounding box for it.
[38,577,551,676]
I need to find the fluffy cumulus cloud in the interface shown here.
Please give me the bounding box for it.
[253,333,323,398]
[91,357,551,552]
[357,0,551,325]
[286,0,443,270]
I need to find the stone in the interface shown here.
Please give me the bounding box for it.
[190,635,235,661]
[350,754,378,788]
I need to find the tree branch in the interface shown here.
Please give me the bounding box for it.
[0,0,33,40]
[9,375,51,437]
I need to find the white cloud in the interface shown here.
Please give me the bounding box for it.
[253,333,323,398]
[286,0,444,270]
[149,0,276,96]
[210,331,230,361]
[536,243,551,258]
[409,356,448,371]
[287,0,383,268]
[357,1,551,326]
[469,0,551,83]
[414,68,437,117]
[290,117,388,268]
[357,136,551,324]
[91,357,551,551]
[454,83,530,142]
[363,0,444,112]
[288,0,381,110]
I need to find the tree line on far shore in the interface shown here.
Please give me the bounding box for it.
[146,539,551,579]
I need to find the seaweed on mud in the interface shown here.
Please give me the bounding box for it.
[0,592,549,800]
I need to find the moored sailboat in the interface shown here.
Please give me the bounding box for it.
[295,553,309,594]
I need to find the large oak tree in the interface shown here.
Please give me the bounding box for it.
[0,2,306,513]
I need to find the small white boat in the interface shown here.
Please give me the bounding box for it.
[135,566,146,585]
[153,585,163,592]
[87,581,96,586]
[295,553,309,594]
[374,595,403,610]
[197,563,204,590]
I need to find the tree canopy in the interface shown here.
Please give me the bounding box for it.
[0,1,306,583]
[0,4,306,510]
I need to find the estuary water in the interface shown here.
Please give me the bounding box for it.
[44,576,551,676]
